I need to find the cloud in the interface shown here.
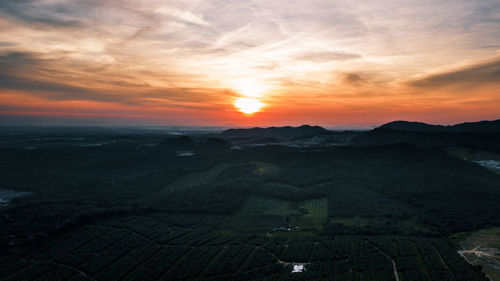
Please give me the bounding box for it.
[411,57,500,88]
[341,73,367,85]
[0,51,229,109]
[296,51,360,62]
[255,0,367,38]
[0,73,96,97]
[155,6,208,26]
[1,0,500,125]
[0,0,83,28]
[0,51,40,71]
[0,41,15,47]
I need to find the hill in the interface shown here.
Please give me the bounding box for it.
[220,125,328,138]
[352,128,500,149]
[0,125,498,281]
[351,119,500,149]
[380,119,500,133]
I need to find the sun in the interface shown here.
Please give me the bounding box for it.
[235,98,264,114]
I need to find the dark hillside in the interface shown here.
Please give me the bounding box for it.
[379,119,500,133]
[221,125,328,138]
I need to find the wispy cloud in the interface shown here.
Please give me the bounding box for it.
[0,0,84,27]
[0,0,500,125]
[411,56,500,88]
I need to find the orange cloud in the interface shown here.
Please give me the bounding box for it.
[1,1,500,126]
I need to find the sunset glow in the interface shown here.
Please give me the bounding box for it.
[235,98,264,115]
[0,0,499,126]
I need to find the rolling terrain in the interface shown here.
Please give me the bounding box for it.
[1,123,499,280]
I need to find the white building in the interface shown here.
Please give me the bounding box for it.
[292,264,304,273]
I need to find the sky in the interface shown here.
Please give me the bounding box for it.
[0,0,500,128]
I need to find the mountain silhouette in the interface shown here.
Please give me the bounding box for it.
[220,125,328,138]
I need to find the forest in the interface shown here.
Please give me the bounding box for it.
[0,124,499,280]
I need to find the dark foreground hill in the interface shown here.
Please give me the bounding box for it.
[221,125,328,138]
[380,119,500,133]
[353,119,500,149]
[0,127,497,281]
[352,128,500,148]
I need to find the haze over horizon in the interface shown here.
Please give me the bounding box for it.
[1,0,500,127]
